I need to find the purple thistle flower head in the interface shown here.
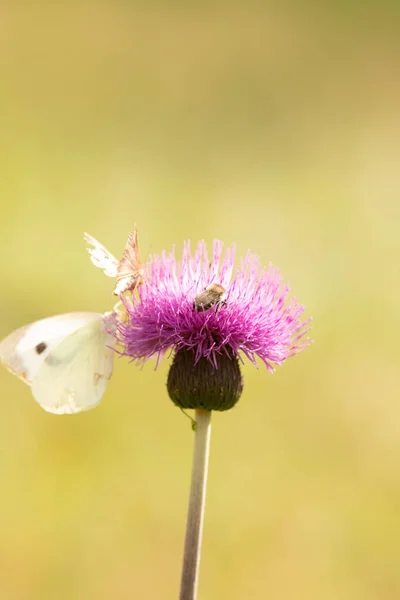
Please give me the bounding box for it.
[118,240,311,376]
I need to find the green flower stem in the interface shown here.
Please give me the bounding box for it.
[179,408,212,600]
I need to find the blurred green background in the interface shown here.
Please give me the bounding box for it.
[0,2,399,599]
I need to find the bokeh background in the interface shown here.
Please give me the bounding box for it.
[0,2,399,599]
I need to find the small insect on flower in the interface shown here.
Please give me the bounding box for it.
[193,283,227,312]
[84,225,144,296]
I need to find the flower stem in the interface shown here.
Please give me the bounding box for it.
[179,408,212,600]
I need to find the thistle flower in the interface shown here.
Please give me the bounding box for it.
[118,239,311,371]
[86,233,312,600]
[114,238,311,599]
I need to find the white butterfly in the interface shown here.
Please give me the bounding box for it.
[84,226,144,296]
[0,312,115,414]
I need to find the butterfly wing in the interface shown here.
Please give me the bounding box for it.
[31,315,115,414]
[114,226,144,295]
[0,312,103,385]
[84,233,119,277]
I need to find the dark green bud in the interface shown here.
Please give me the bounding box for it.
[167,350,243,411]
